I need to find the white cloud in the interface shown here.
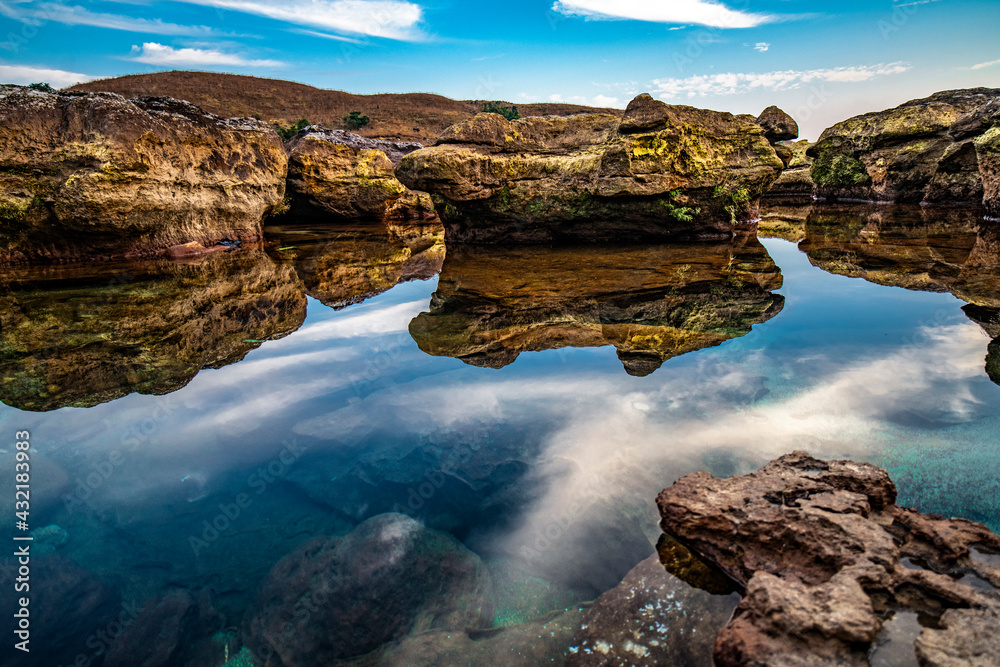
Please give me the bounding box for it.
[651,62,911,98]
[592,94,620,107]
[971,58,1000,70]
[127,42,284,67]
[0,63,95,87]
[173,0,424,41]
[552,0,775,29]
[549,93,563,102]
[0,2,227,36]
[754,42,770,52]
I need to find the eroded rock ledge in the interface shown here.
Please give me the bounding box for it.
[396,93,785,243]
[657,451,1000,666]
[0,85,287,264]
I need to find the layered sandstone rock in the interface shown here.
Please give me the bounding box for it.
[808,88,1000,207]
[0,86,287,263]
[285,128,431,220]
[396,93,784,242]
[657,452,1000,666]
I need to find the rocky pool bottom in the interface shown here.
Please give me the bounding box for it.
[2,203,1000,665]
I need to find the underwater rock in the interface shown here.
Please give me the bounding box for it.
[0,248,307,411]
[657,451,1000,666]
[395,93,783,243]
[808,88,1000,206]
[2,555,120,666]
[408,236,784,376]
[267,220,443,310]
[349,605,589,666]
[567,550,739,666]
[285,128,433,220]
[102,589,223,667]
[31,524,69,553]
[243,513,494,666]
[0,85,287,264]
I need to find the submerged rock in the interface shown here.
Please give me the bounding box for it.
[408,236,784,375]
[0,86,287,264]
[657,451,1000,666]
[243,513,494,666]
[567,548,739,666]
[285,128,432,220]
[0,249,306,411]
[396,93,784,243]
[808,88,1000,207]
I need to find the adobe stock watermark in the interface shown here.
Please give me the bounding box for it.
[56,600,143,667]
[878,0,927,40]
[187,437,307,556]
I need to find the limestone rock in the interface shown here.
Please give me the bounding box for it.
[0,86,287,264]
[242,513,494,666]
[764,140,814,202]
[396,93,783,243]
[757,105,799,143]
[656,451,1000,666]
[285,128,430,220]
[808,88,1000,205]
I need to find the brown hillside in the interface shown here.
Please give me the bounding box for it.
[67,71,622,143]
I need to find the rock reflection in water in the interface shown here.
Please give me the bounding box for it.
[266,218,445,310]
[0,249,306,411]
[409,236,785,376]
[795,203,1000,384]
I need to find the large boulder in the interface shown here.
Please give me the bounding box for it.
[657,451,1000,666]
[285,128,431,220]
[756,105,799,143]
[408,236,784,376]
[0,86,287,264]
[396,93,784,243]
[808,88,1000,206]
[242,513,494,666]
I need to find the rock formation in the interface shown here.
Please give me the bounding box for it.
[396,93,785,242]
[285,128,433,220]
[0,248,306,411]
[808,88,1000,207]
[242,513,494,666]
[408,236,784,375]
[763,140,814,203]
[976,124,1000,219]
[658,451,1000,666]
[0,86,287,264]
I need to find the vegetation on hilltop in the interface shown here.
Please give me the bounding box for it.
[67,71,621,143]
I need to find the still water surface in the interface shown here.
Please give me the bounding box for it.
[2,205,999,665]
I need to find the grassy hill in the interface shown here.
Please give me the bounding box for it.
[68,71,622,143]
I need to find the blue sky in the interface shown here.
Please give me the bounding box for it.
[1,0,998,138]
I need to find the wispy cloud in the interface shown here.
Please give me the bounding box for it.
[173,0,425,41]
[127,42,284,67]
[651,62,911,98]
[0,63,95,87]
[971,58,1000,70]
[552,0,776,29]
[754,42,770,52]
[0,1,228,36]
[290,28,367,44]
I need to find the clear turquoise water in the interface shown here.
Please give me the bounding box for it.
[2,215,999,665]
